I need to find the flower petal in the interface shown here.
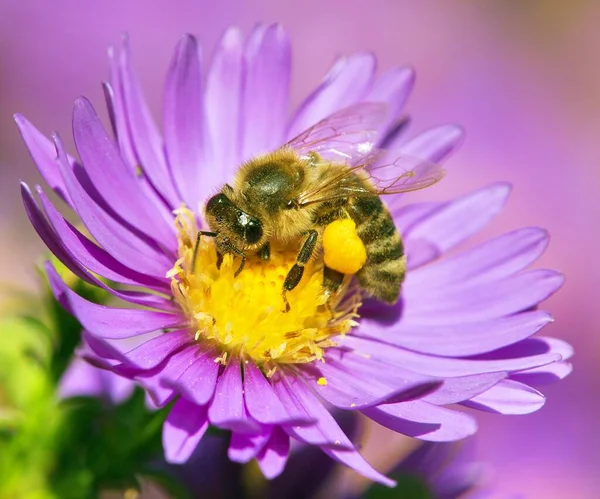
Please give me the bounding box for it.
[72,97,176,247]
[59,356,134,404]
[25,197,172,310]
[117,36,180,206]
[394,441,484,498]
[510,361,573,385]
[405,238,441,270]
[27,186,169,310]
[46,264,182,339]
[52,133,173,276]
[256,427,291,479]
[287,53,376,137]
[338,336,561,377]
[273,373,354,450]
[393,124,464,163]
[106,62,175,229]
[105,53,136,169]
[241,24,291,159]
[363,401,477,442]
[164,349,220,406]
[228,428,272,463]
[138,345,202,407]
[163,397,209,464]
[27,189,172,309]
[36,188,169,291]
[392,201,444,233]
[363,311,554,356]
[534,336,574,360]
[208,359,261,433]
[462,379,545,414]
[81,331,129,364]
[244,361,311,425]
[412,227,549,288]
[401,270,564,325]
[205,27,244,186]
[322,447,396,487]
[471,336,572,363]
[301,350,441,410]
[422,372,507,405]
[118,330,192,369]
[367,66,415,136]
[265,418,355,498]
[22,184,88,286]
[14,114,73,205]
[163,35,207,210]
[403,183,511,253]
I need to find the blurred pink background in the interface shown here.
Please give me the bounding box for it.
[0,1,597,497]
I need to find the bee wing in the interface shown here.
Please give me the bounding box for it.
[297,154,446,207]
[364,154,446,194]
[285,102,388,164]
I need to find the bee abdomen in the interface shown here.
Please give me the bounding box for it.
[356,247,406,303]
[349,195,405,304]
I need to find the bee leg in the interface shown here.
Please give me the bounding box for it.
[282,264,304,313]
[282,292,291,313]
[282,230,318,312]
[192,230,217,272]
[259,242,271,261]
[322,266,345,318]
[234,254,247,277]
[219,238,247,277]
[323,266,344,295]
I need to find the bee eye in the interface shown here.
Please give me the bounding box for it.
[206,193,231,211]
[237,211,262,244]
[286,200,296,209]
[245,219,263,244]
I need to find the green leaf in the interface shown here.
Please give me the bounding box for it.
[47,389,176,497]
[0,317,53,418]
[0,317,60,498]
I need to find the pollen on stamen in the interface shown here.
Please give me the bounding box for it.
[168,208,361,370]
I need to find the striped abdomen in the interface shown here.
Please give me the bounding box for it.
[348,194,406,304]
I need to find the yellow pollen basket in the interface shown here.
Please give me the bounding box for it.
[322,219,367,275]
[169,208,360,370]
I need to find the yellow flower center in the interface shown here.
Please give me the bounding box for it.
[168,208,360,372]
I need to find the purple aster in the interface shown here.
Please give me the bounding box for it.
[17,24,570,486]
[389,441,489,499]
[58,339,135,405]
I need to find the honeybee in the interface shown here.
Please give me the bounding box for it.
[200,102,445,309]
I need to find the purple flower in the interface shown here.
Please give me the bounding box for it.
[391,441,488,499]
[18,24,570,486]
[58,338,135,404]
[59,354,134,405]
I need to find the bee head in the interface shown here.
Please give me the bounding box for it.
[205,192,264,247]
